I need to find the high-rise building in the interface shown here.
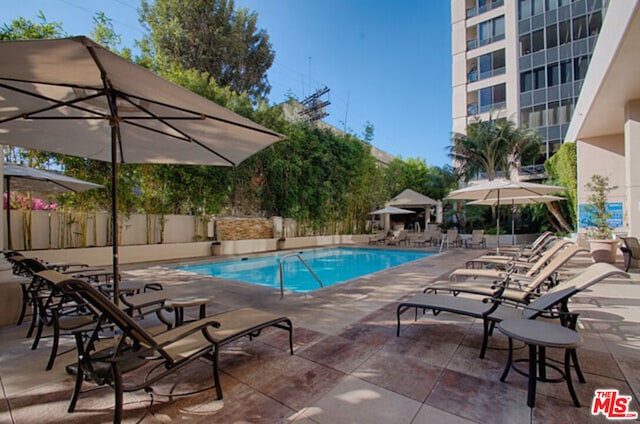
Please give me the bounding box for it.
[451,0,608,177]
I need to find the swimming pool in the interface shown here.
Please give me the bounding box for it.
[174,247,433,293]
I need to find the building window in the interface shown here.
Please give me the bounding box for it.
[519,0,544,19]
[560,60,572,83]
[478,83,506,113]
[478,16,505,46]
[573,15,587,41]
[574,55,589,80]
[520,33,532,55]
[547,101,560,125]
[546,24,558,48]
[589,11,602,36]
[521,104,546,128]
[466,48,507,82]
[521,71,533,92]
[519,0,532,19]
[545,0,558,11]
[532,0,544,15]
[533,67,545,89]
[548,63,559,87]
[558,20,571,45]
[532,29,545,53]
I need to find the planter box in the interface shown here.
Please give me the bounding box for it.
[588,239,620,264]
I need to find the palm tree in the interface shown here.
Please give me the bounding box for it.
[449,114,541,182]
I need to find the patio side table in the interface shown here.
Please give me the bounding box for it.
[164,295,215,327]
[498,318,583,408]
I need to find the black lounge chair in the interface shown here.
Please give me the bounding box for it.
[397,263,628,359]
[29,270,99,370]
[53,275,293,424]
[619,236,640,272]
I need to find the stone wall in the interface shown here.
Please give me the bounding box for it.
[215,216,274,240]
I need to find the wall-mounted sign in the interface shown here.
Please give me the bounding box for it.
[578,202,623,229]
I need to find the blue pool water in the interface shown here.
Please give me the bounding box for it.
[174,247,433,292]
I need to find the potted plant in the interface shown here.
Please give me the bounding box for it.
[584,174,619,263]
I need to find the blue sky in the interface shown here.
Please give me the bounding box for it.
[1,0,453,167]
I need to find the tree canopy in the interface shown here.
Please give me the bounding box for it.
[450,114,541,181]
[139,0,275,102]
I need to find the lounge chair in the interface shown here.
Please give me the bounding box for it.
[396,263,628,359]
[465,238,569,270]
[465,229,487,248]
[368,231,386,245]
[494,231,554,255]
[54,275,293,424]
[388,230,409,246]
[29,270,99,370]
[619,236,640,272]
[425,244,588,303]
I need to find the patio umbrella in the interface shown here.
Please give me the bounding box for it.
[368,206,415,232]
[468,195,566,245]
[3,163,103,249]
[446,180,566,251]
[368,206,415,215]
[0,37,284,303]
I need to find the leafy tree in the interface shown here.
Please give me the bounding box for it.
[544,141,577,233]
[0,12,64,40]
[450,114,541,181]
[139,0,275,101]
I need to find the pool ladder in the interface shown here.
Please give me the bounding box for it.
[279,253,323,298]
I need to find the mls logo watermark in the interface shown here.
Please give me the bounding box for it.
[592,389,638,420]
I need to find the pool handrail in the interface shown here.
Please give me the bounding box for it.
[279,253,323,298]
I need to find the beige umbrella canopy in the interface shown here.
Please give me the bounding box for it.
[0,36,285,302]
[4,163,104,249]
[446,180,566,250]
[469,195,566,245]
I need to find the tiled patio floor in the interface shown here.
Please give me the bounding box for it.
[0,246,638,423]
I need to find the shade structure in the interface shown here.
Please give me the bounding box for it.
[468,195,566,245]
[446,180,566,250]
[368,206,416,215]
[4,164,103,194]
[3,163,103,249]
[0,37,285,303]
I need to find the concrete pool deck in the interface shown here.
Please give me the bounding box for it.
[0,246,638,423]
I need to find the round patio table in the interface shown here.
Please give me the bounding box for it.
[498,318,583,408]
[164,295,215,327]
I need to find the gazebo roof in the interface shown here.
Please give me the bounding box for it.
[388,189,438,207]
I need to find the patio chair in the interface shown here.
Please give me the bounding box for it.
[55,275,294,424]
[425,244,588,303]
[396,262,628,359]
[368,231,386,245]
[465,238,567,269]
[619,236,640,272]
[29,270,99,370]
[445,228,460,248]
[12,257,50,335]
[494,231,554,256]
[388,230,409,246]
[465,229,486,248]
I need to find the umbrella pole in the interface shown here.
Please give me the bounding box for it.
[5,177,11,250]
[512,200,515,246]
[496,191,500,254]
[107,99,120,306]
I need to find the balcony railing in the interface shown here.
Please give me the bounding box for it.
[467,33,504,51]
[465,0,504,19]
[468,66,505,83]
